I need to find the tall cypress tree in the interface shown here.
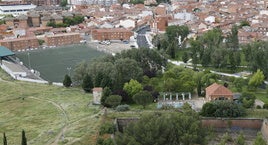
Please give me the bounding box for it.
[21,130,27,145]
[82,74,93,92]
[3,132,7,145]
[63,74,72,87]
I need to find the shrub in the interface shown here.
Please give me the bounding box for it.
[200,101,246,117]
[263,103,268,109]
[160,104,175,110]
[103,138,114,145]
[236,132,245,145]
[96,137,104,145]
[99,122,115,135]
[105,95,122,108]
[116,104,130,112]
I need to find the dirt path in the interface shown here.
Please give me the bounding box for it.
[28,97,69,145]
[28,96,102,145]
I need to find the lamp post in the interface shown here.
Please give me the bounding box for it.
[67,67,71,76]
[27,52,31,69]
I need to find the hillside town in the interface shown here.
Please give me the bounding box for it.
[1,0,268,145]
[0,0,268,51]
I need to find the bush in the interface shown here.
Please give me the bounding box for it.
[239,92,256,108]
[105,95,122,108]
[236,132,245,145]
[116,104,130,112]
[200,101,246,117]
[160,104,175,110]
[103,138,114,145]
[99,122,115,135]
[263,103,268,109]
[256,105,262,109]
[96,137,104,145]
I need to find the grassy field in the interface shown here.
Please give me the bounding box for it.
[15,44,106,82]
[0,69,102,145]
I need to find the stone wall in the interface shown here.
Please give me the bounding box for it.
[261,119,268,141]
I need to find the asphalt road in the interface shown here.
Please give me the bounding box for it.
[136,25,150,48]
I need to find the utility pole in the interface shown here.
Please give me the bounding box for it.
[27,52,31,69]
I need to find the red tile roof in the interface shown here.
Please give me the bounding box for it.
[206,83,233,96]
[92,87,103,92]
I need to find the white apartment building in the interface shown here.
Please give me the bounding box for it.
[0,4,37,17]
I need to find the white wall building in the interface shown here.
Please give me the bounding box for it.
[205,16,215,23]
[70,0,117,6]
[0,4,36,17]
[118,19,135,28]
[174,12,195,21]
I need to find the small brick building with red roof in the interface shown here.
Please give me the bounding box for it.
[205,83,233,101]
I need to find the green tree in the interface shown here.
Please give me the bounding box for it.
[248,69,265,89]
[253,132,266,145]
[63,74,72,87]
[105,95,122,108]
[233,78,246,92]
[239,92,256,108]
[115,112,208,145]
[21,130,27,145]
[60,0,68,7]
[101,87,112,106]
[182,51,189,63]
[239,20,250,28]
[242,41,268,78]
[166,25,189,42]
[3,132,7,145]
[73,61,88,84]
[200,28,223,67]
[132,91,153,108]
[94,71,104,87]
[189,39,203,70]
[123,79,143,97]
[194,71,204,96]
[235,132,245,145]
[114,58,143,90]
[82,74,93,92]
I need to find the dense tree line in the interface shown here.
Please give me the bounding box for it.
[152,25,190,59]
[47,16,84,28]
[72,48,166,107]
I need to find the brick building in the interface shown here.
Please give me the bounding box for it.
[30,0,61,6]
[0,37,39,51]
[92,28,133,41]
[150,15,172,32]
[44,33,81,46]
[205,83,233,101]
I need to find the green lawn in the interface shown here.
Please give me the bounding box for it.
[255,91,268,104]
[0,69,101,145]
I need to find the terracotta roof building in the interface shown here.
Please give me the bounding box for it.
[205,83,233,101]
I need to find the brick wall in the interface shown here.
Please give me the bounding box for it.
[202,118,263,130]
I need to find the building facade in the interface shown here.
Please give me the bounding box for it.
[92,28,133,41]
[44,33,81,46]
[0,37,39,51]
